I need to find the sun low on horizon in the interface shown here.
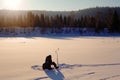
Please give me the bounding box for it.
[2,0,22,10]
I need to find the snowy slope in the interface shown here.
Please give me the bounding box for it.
[0,37,120,80]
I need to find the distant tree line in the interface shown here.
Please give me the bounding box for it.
[0,10,120,33]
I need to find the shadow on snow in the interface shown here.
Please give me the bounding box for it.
[34,69,64,80]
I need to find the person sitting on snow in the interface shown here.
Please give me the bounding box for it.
[42,55,59,70]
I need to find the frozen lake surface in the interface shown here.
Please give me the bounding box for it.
[0,37,120,80]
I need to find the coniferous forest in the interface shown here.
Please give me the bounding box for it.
[0,7,120,35]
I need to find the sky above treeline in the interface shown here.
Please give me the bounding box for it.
[0,0,120,11]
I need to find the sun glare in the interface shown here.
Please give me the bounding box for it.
[3,0,22,10]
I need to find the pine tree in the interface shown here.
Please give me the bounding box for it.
[110,10,120,32]
[26,11,35,27]
[34,15,40,27]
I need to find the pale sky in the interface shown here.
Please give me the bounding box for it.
[0,0,120,11]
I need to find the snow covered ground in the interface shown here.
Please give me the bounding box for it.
[0,37,120,80]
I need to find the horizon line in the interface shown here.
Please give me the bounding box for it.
[0,6,120,12]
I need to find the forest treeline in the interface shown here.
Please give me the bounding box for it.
[0,9,120,33]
